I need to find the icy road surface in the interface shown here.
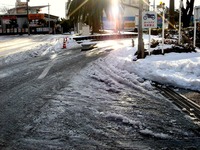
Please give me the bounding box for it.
[0,35,199,149]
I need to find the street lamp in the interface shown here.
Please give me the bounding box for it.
[27,0,30,35]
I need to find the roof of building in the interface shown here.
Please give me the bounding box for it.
[8,5,49,12]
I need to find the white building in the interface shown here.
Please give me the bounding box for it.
[103,0,149,31]
[0,0,58,34]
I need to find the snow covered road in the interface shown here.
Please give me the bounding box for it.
[0,35,56,57]
[0,41,110,149]
[0,36,199,149]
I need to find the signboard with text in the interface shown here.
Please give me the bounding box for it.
[142,11,157,28]
[28,14,44,20]
[123,16,135,30]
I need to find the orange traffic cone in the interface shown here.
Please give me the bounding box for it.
[62,38,66,49]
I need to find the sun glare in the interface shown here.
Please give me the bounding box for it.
[109,0,120,31]
[111,0,119,16]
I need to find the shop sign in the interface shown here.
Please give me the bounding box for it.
[2,16,16,20]
[2,16,17,24]
[124,21,135,30]
[28,14,44,20]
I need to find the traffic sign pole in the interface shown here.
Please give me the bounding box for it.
[162,10,165,54]
[149,28,151,55]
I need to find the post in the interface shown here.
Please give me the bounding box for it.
[161,3,165,54]
[48,3,50,34]
[148,28,151,55]
[153,0,155,10]
[194,7,197,47]
[26,0,30,35]
[137,0,144,59]
[178,0,182,44]
[148,1,151,55]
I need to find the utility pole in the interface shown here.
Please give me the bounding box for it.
[26,0,30,35]
[48,3,50,34]
[153,0,155,10]
[137,0,144,59]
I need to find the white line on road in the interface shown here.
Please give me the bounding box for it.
[38,54,57,79]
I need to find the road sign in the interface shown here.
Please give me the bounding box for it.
[142,11,157,28]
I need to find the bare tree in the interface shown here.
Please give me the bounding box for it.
[168,0,175,29]
[181,0,195,28]
[0,6,10,14]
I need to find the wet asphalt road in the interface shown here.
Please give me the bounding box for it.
[0,47,106,149]
[0,43,200,150]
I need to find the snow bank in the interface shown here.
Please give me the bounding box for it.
[0,35,81,66]
[133,52,200,91]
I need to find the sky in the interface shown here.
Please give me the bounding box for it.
[1,0,200,19]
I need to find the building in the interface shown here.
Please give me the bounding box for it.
[0,0,59,35]
[103,0,149,31]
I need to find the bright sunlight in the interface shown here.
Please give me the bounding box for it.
[110,0,120,31]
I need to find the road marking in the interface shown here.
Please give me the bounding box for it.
[38,54,57,79]
[38,62,55,79]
